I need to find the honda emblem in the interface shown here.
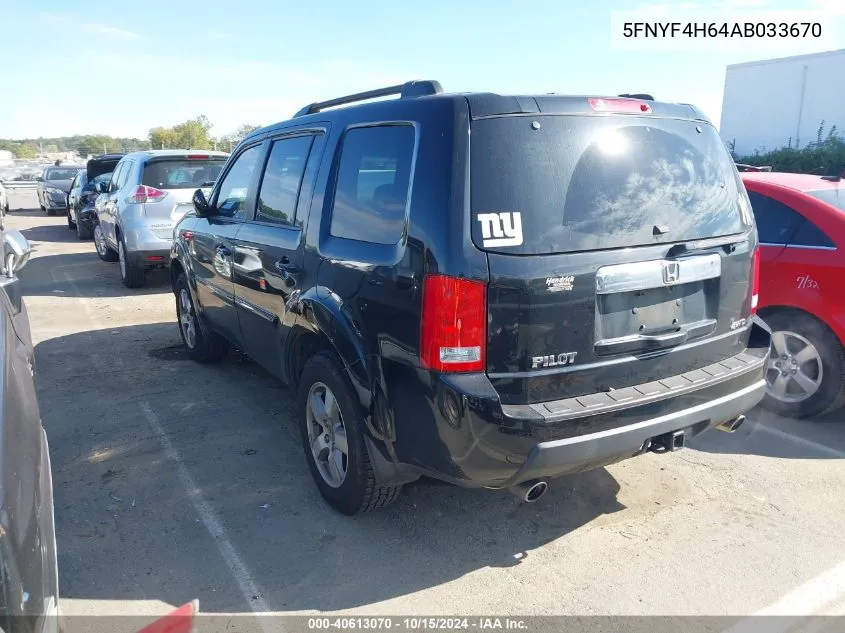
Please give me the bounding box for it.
[662,261,680,285]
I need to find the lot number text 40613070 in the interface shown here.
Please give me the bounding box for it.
[307,617,529,630]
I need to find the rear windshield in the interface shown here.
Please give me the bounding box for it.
[471,116,749,254]
[807,188,845,211]
[44,167,79,180]
[142,158,225,190]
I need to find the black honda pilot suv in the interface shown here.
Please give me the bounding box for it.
[170,81,771,514]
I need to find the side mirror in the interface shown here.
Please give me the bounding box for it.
[36,176,43,182]
[192,188,211,217]
[3,231,31,278]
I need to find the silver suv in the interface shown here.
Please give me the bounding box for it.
[93,150,228,287]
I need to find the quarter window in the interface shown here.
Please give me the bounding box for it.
[255,136,314,226]
[214,145,262,219]
[329,125,415,245]
[747,191,835,248]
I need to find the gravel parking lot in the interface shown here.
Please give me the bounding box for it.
[7,197,845,626]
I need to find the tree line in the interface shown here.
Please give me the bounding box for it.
[730,121,845,176]
[0,116,261,159]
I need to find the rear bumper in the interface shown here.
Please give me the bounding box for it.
[123,225,172,267]
[496,379,764,488]
[126,248,171,268]
[378,318,770,488]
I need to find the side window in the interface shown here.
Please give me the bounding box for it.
[117,161,134,189]
[255,135,314,226]
[214,145,262,219]
[109,162,125,192]
[329,125,415,245]
[747,191,802,245]
[790,218,835,248]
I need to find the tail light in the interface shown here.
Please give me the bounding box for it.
[420,275,486,373]
[750,246,760,314]
[126,185,167,204]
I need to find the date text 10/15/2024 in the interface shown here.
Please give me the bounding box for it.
[307,617,528,630]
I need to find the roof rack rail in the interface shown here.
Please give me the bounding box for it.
[294,80,443,117]
[619,93,654,101]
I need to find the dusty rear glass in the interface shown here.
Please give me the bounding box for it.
[470,115,749,254]
[143,158,226,190]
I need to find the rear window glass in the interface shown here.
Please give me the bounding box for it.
[44,168,79,180]
[807,188,845,211]
[142,159,225,190]
[471,116,749,254]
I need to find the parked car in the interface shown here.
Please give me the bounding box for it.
[171,81,769,514]
[736,164,772,173]
[67,154,124,239]
[0,181,8,228]
[741,172,845,418]
[36,165,81,216]
[94,150,227,288]
[0,229,59,632]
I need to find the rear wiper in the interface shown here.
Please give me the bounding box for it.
[666,234,747,258]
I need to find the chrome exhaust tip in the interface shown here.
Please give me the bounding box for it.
[716,414,746,433]
[509,479,549,503]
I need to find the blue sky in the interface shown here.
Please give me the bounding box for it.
[1,0,842,140]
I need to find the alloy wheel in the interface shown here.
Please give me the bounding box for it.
[178,289,196,349]
[766,330,824,403]
[306,382,348,488]
[94,226,107,257]
[118,241,126,279]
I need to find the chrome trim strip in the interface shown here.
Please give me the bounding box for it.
[760,242,837,251]
[596,254,721,295]
[234,296,278,324]
[195,277,235,305]
[785,244,837,251]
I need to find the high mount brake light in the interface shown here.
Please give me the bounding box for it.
[588,97,652,114]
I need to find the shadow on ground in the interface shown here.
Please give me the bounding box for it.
[36,322,626,612]
[19,251,170,298]
[689,404,845,459]
[8,209,52,219]
[21,222,83,244]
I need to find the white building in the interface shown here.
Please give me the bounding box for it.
[719,49,845,157]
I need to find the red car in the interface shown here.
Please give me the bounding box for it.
[741,172,845,418]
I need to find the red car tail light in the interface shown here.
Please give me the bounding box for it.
[420,275,486,373]
[751,246,760,314]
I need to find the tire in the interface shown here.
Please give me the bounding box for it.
[93,224,118,262]
[174,273,229,363]
[298,351,402,515]
[117,234,145,288]
[76,218,92,240]
[761,310,845,419]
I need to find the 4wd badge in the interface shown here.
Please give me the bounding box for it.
[477,212,523,247]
